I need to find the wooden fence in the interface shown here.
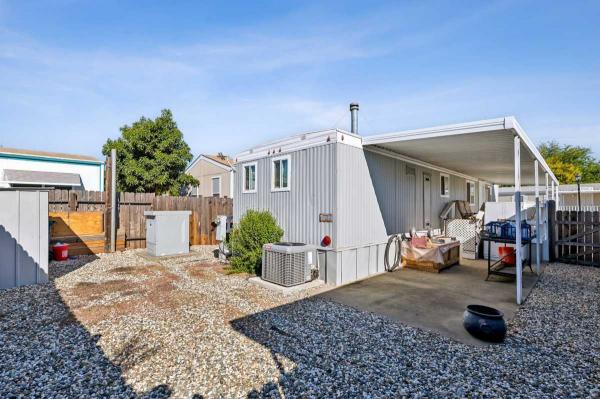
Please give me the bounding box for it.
[48,189,232,253]
[555,210,600,267]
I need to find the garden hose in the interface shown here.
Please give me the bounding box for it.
[384,234,402,272]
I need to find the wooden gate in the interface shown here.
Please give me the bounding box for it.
[555,210,600,267]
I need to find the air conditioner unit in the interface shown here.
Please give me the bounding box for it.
[262,242,317,287]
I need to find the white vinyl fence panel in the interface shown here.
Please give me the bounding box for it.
[0,190,49,289]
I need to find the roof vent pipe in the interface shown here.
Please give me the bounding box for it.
[349,103,359,134]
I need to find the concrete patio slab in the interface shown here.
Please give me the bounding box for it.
[318,259,541,346]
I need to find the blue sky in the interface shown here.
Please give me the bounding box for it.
[1,0,599,160]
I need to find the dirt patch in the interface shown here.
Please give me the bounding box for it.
[222,303,246,323]
[69,272,182,325]
[70,280,141,302]
[110,264,169,277]
[186,263,216,280]
[113,334,161,372]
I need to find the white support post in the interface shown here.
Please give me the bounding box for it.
[514,136,523,305]
[551,180,555,203]
[555,183,560,207]
[493,184,500,202]
[535,161,541,275]
[545,173,549,203]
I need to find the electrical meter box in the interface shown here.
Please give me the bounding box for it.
[144,211,191,256]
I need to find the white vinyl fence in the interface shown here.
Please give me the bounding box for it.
[558,205,600,212]
[0,190,49,289]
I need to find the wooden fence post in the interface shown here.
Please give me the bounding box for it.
[104,155,112,251]
[68,191,78,212]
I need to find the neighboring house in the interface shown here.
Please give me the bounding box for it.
[499,183,600,209]
[0,147,104,191]
[233,107,557,291]
[186,153,234,198]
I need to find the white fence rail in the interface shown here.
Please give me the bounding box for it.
[558,205,600,212]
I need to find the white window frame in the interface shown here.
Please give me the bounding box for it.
[211,176,221,197]
[271,155,291,192]
[467,180,476,206]
[242,162,258,193]
[440,173,450,198]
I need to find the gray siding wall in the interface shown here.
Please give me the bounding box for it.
[234,144,336,247]
[335,145,389,249]
[234,142,482,286]
[0,190,49,289]
[364,150,477,234]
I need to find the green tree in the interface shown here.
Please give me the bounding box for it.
[228,210,284,274]
[539,141,600,184]
[102,109,198,195]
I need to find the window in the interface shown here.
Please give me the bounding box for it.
[467,181,476,205]
[271,155,290,191]
[440,173,450,197]
[211,176,221,197]
[243,162,257,193]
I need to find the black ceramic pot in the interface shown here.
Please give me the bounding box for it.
[463,304,507,343]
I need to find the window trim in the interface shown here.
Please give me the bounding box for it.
[242,162,258,193]
[271,155,291,192]
[440,173,450,198]
[466,180,476,206]
[211,176,221,197]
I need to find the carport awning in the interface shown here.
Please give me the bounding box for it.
[363,117,558,186]
[3,169,82,187]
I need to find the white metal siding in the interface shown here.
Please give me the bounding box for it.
[234,144,336,247]
[335,145,389,249]
[364,150,475,233]
[0,190,49,289]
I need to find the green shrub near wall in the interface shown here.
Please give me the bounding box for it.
[228,210,284,274]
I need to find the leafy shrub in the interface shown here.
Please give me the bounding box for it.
[228,210,284,274]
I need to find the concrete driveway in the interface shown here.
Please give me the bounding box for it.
[319,260,541,345]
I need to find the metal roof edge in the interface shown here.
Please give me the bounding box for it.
[362,117,507,145]
[0,151,103,165]
[505,116,559,185]
[234,128,350,163]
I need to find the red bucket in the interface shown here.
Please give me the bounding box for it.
[52,243,69,261]
[498,246,515,265]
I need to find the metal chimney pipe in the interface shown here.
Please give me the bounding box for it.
[349,103,359,134]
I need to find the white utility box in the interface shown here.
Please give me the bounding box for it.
[144,211,191,256]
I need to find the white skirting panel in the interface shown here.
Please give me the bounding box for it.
[318,241,387,286]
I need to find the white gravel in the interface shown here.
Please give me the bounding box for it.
[0,251,598,398]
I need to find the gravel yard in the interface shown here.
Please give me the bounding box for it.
[1,248,598,398]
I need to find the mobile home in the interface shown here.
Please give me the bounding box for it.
[233,105,558,300]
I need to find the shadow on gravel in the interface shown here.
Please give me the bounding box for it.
[0,280,175,398]
[49,255,100,280]
[230,297,400,398]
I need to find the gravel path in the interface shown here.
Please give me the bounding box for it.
[0,251,598,398]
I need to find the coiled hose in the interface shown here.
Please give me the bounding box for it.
[384,234,402,272]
